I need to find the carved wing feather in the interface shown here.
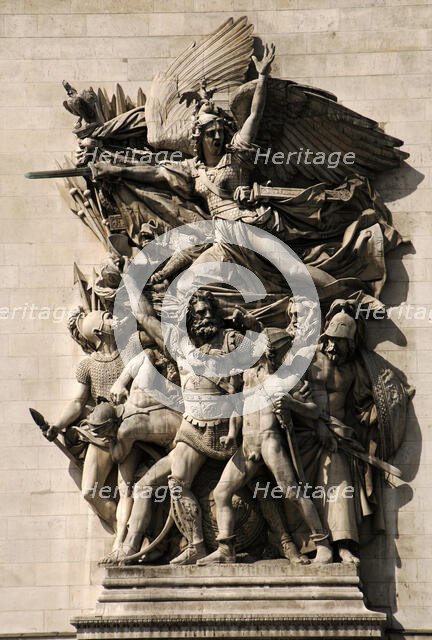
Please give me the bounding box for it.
[145,17,254,154]
[95,85,146,122]
[231,78,409,185]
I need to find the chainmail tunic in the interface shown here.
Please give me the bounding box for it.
[194,156,249,218]
[76,331,142,401]
[74,332,143,448]
[160,132,259,221]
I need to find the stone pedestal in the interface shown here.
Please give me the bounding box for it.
[72,561,386,639]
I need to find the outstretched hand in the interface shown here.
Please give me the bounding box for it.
[252,43,275,76]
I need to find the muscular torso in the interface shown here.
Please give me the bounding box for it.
[311,351,356,421]
[111,348,181,455]
[125,347,178,410]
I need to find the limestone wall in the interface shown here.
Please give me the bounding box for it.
[0,1,430,637]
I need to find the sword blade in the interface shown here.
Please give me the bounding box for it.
[275,409,306,484]
[25,167,92,180]
[338,442,402,478]
[251,183,305,201]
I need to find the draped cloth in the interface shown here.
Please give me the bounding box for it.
[155,140,402,298]
[95,129,403,329]
[92,115,402,303]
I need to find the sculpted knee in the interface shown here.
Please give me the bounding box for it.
[168,475,190,499]
[213,481,232,507]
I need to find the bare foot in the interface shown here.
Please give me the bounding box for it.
[312,541,334,564]
[280,540,310,565]
[99,544,138,566]
[339,546,360,566]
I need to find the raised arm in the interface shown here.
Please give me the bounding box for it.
[240,43,275,145]
[135,296,165,353]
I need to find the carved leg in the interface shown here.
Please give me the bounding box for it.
[100,448,142,565]
[168,476,207,565]
[81,444,116,530]
[256,489,309,565]
[261,431,333,564]
[117,450,142,544]
[103,454,173,565]
[168,443,207,565]
[213,448,259,539]
[198,448,259,566]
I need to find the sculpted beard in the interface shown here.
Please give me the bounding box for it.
[323,337,354,366]
[190,314,220,340]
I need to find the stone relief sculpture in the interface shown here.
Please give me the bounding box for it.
[27,17,414,576]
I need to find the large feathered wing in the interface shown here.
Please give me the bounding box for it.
[145,17,254,155]
[230,78,409,185]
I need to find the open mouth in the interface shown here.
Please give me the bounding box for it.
[327,352,338,361]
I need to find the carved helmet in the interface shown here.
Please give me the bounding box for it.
[193,103,226,137]
[76,310,114,350]
[323,311,357,341]
[84,402,123,429]
[187,79,235,148]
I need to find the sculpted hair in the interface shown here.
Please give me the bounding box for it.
[68,310,95,354]
[186,290,224,335]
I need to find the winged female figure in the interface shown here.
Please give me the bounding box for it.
[89,17,406,307]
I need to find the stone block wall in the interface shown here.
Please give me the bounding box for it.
[0,1,430,636]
